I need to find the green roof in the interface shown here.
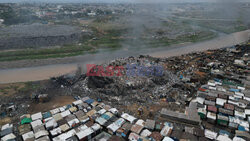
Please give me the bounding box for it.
[21,118,32,125]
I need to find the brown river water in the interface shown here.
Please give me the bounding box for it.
[0,29,249,84]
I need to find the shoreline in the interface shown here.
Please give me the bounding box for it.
[0,29,249,84]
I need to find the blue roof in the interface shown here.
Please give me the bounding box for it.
[214,78,221,82]
[238,125,246,131]
[229,88,240,92]
[101,114,111,120]
[85,99,94,104]
[66,104,72,110]
[219,130,230,136]
[42,112,52,119]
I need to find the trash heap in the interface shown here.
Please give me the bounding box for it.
[1,42,249,141]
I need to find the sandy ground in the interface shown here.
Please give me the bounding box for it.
[0,64,77,84]
[0,29,249,84]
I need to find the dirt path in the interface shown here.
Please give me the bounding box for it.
[0,29,249,84]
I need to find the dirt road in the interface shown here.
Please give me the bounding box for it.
[0,29,249,84]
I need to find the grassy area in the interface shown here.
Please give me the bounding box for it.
[87,21,127,49]
[124,31,217,49]
[197,21,248,34]
[0,15,221,62]
[0,81,41,96]
[18,82,42,93]
[0,45,93,61]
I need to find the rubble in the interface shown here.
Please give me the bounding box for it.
[0,41,249,140]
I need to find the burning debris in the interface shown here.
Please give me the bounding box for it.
[0,41,249,140]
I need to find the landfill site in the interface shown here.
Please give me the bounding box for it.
[0,24,83,50]
[0,40,249,141]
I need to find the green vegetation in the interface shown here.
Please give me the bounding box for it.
[0,14,231,62]
[124,31,217,49]
[18,82,41,93]
[0,81,41,96]
[0,45,92,61]
[196,21,248,34]
[87,20,127,49]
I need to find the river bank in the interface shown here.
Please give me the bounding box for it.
[0,29,249,84]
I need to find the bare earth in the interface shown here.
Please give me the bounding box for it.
[28,96,75,114]
[0,29,249,84]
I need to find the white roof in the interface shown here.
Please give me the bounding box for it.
[50,108,60,115]
[239,120,249,128]
[31,120,43,129]
[45,118,57,129]
[43,117,53,123]
[76,128,94,139]
[160,125,173,137]
[228,100,238,106]
[162,137,174,141]
[209,86,216,90]
[244,96,250,102]
[233,136,246,141]
[98,109,106,115]
[208,82,216,87]
[50,127,62,136]
[216,98,227,106]
[91,123,101,131]
[22,131,34,141]
[79,116,89,123]
[207,112,216,120]
[31,112,42,121]
[128,132,140,141]
[237,86,245,91]
[217,87,226,92]
[140,129,152,137]
[34,130,49,139]
[217,135,232,141]
[121,113,137,123]
[234,95,243,99]
[235,111,246,119]
[198,108,207,114]
[234,59,244,65]
[109,108,118,114]
[229,96,236,100]
[77,125,88,132]
[197,97,205,104]
[53,129,76,141]
[35,136,50,141]
[245,109,250,115]
[61,110,71,118]
[215,81,222,85]
[135,119,145,127]
[1,133,16,141]
[68,118,80,127]
[59,107,66,112]
[1,123,13,131]
[235,92,244,97]
[73,100,83,106]
[229,116,240,124]
[205,129,217,140]
[114,118,125,127]
[95,117,107,125]
[107,123,120,133]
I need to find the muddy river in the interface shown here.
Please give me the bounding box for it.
[0,29,249,84]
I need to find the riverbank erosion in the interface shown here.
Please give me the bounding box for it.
[0,29,249,84]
